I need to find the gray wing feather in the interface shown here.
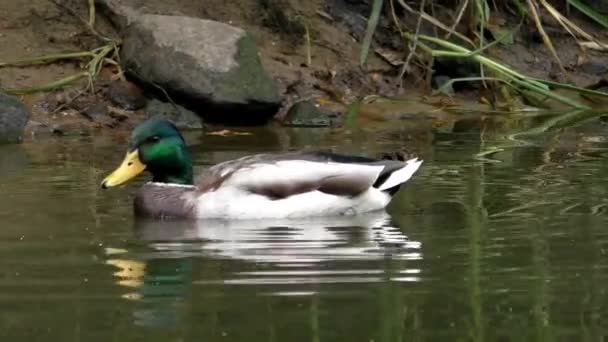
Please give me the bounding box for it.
[195,153,389,199]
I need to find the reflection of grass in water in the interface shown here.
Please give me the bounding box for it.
[377,258,404,342]
[466,148,486,342]
[381,107,607,339]
[344,98,363,129]
[310,294,319,342]
[476,109,606,161]
[531,217,552,341]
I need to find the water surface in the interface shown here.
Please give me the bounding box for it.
[1,117,608,341]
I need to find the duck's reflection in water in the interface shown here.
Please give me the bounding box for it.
[134,211,421,263]
[106,211,422,327]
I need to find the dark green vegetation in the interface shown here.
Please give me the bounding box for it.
[3,0,607,117]
[2,115,608,340]
[360,0,608,111]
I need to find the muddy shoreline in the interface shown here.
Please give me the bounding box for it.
[1,0,607,140]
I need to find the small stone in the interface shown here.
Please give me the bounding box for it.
[145,99,203,129]
[0,92,30,143]
[55,92,67,105]
[282,100,332,127]
[578,61,608,75]
[108,80,146,110]
[83,103,113,125]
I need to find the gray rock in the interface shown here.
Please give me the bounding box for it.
[145,99,203,130]
[97,1,282,125]
[324,0,369,41]
[0,92,29,143]
[107,80,146,110]
[84,103,111,124]
[578,61,608,75]
[0,145,28,180]
[95,0,139,29]
[282,101,333,127]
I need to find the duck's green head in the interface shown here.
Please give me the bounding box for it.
[101,117,193,188]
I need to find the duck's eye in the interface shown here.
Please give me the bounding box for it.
[147,136,161,144]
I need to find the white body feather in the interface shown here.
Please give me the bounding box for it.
[188,158,423,219]
[194,187,391,219]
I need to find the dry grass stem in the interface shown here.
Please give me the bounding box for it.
[397,0,476,47]
[400,0,426,83]
[445,0,470,40]
[526,0,569,80]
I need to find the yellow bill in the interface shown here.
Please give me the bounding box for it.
[101,150,146,188]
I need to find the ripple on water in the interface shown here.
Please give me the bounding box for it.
[4,121,608,340]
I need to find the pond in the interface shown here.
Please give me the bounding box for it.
[1,112,608,341]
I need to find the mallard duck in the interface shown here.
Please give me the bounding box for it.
[101,117,423,219]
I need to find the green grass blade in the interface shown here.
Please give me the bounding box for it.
[344,98,363,128]
[414,34,589,109]
[567,0,608,28]
[0,51,94,67]
[2,72,89,95]
[360,0,384,66]
[532,78,608,98]
[509,0,527,16]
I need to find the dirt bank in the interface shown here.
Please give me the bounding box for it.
[0,0,607,137]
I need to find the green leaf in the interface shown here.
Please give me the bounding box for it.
[360,0,384,66]
[567,0,608,29]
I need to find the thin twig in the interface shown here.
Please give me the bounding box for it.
[47,0,111,42]
[389,0,403,35]
[389,0,430,88]
[52,87,87,114]
[429,0,439,37]
[445,0,469,40]
[399,0,426,84]
[526,0,569,81]
[103,58,125,80]
[476,0,488,89]
[397,0,476,47]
